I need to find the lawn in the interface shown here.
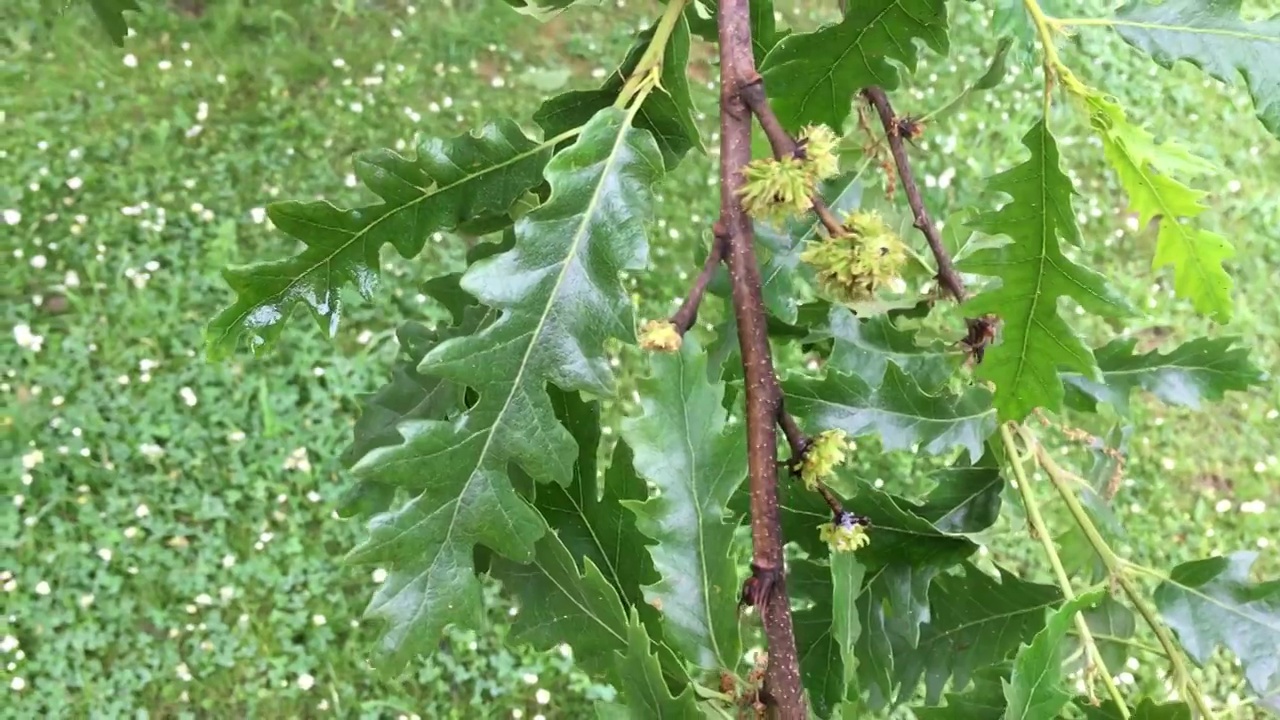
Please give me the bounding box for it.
[2,0,1277,717]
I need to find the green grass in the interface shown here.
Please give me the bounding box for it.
[2,0,1277,716]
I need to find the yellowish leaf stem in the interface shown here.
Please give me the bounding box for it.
[1024,428,1217,720]
[999,424,1131,716]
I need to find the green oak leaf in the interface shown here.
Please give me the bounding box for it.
[826,306,957,392]
[960,119,1136,421]
[206,120,550,358]
[340,264,499,469]
[1112,0,1280,138]
[87,0,141,45]
[790,558,859,717]
[771,453,1003,707]
[1063,336,1266,415]
[1077,595,1137,673]
[502,0,577,20]
[336,313,486,518]
[914,664,1011,719]
[759,0,949,131]
[343,109,664,669]
[892,564,1062,705]
[605,610,703,719]
[1002,590,1104,720]
[492,532,631,681]
[787,554,869,717]
[621,335,746,672]
[534,19,701,168]
[1084,90,1234,322]
[491,389,689,689]
[783,363,996,462]
[852,455,1004,705]
[832,553,866,699]
[1081,698,1193,720]
[1154,551,1280,700]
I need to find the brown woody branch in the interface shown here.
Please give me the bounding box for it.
[862,86,967,302]
[668,234,726,334]
[738,80,846,239]
[716,0,805,715]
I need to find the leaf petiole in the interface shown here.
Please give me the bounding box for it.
[1000,423,1130,715]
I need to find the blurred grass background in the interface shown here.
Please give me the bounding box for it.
[2,0,1277,716]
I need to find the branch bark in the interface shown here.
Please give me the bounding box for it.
[716,0,805,716]
[862,86,967,302]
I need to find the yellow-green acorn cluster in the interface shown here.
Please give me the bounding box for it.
[638,319,682,352]
[799,429,850,491]
[818,519,871,553]
[800,209,907,304]
[736,125,841,222]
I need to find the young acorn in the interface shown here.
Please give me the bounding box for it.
[800,209,907,304]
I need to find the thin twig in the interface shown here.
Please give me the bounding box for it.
[861,86,967,302]
[815,484,844,516]
[716,0,805,715]
[738,79,847,238]
[669,235,726,334]
[777,409,808,462]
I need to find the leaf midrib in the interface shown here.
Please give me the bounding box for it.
[214,134,558,348]
[435,117,635,565]
[1108,16,1279,44]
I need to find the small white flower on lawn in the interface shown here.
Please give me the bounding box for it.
[306,491,322,503]
[3,210,19,225]
[135,503,150,518]
[14,325,44,352]
[66,177,83,191]
[219,586,235,601]
[21,449,44,470]
[1,636,18,653]
[372,568,388,583]
[139,443,164,460]
[297,673,316,690]
[535,689,551,704]
[222,554,236,569]
[228,430,246,443]
[1160,457,1175,470]
[195,593,213,606]
[176,663,192,682]
[35,581,50,596]
[250,207,266,224]
[79,593,95,608]
[123,53,138,68]
[97,548,112,562]
[30,255,47,269]
[283,447,311,472]
[179,387,198,407]
[1241,500,1267,514]
[312,614,327,626]
[522,672,538,685]
[10,677,24,691]
[1215,499,1232,513]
